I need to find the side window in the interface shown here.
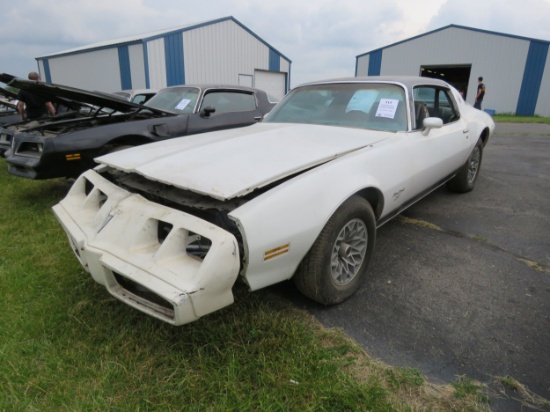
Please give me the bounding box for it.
[413,87,436,130]
[132,95,147,105]
[436,89,459,124]
[200,92,257,114]
[413,86,459,128]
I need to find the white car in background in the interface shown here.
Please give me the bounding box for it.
[53,76,495,326]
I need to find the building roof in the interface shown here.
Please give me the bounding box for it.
[357,24,550,58]
[37,16,291,62]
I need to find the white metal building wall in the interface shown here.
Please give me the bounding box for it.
[254,70,286,100]
[281,58,290,73]
[44,48,122,92]
[357,27,532,114]
[128,43,146,89]
[355,57,369,80]
[390,28,527,113]
[35,17,290,97]
[183,20,269,84]
[267,57,291,99]
[356,26,550,116]
[279,57,290,92]
[146,38,167,90]
[536,50,550,115]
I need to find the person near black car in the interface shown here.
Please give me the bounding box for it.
[17,71,55,121]
[474,76,486,110]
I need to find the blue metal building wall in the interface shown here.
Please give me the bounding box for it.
[368,50,382,76]
[516,41,549,116]
[117,45,132,90]
[269,49,281,72]
[43,60,52,83]
[164,33,185,86]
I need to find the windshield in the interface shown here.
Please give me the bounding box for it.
[265,83,407,132]
[145,87,200,114]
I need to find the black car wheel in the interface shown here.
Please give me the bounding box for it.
[447,138,483,193]
[294,195,376,305]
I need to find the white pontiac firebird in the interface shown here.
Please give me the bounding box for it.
[53,76,495,326]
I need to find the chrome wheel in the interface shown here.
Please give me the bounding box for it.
[467,146,481,184]
[331,218,368,285]
[447,139,483,193]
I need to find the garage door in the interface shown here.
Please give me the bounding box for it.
[254,70,286,102]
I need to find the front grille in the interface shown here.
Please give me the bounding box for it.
[113,272,175,318]
[157,220,212,261]
[16,141,43,157]
[100,169,244,261]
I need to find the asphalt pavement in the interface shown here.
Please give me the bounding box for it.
[274,123,550,411]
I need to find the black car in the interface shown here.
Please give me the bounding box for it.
[0,76,275,179]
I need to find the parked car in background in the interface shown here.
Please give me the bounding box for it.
[0,74,274,179]
[53,76,495,326]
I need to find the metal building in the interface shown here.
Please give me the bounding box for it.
[355,25,550,116]
[35,16,291,100]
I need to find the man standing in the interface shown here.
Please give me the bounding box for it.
[474,76,486,110]
[17,72,55,121]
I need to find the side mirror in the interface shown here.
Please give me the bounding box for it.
[422,117,444,136]
[200,106,216,118]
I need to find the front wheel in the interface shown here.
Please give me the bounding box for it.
[293,195,376,305]
[447,139,483,193]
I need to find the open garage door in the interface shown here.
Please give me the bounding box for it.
[420,65,471,99]
[254,70,286,102]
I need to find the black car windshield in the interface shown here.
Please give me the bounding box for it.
[264,83,407,132]
[145,87,200,114]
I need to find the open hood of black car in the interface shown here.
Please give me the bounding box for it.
[1,75,92,112]
[0,101,17,111]
[0,73,168,115]
[0,85,19,101]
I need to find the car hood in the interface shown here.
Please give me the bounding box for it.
[0,100,17,111]
[97,123,390,201]
[0,86,19,101]
[0,73,168,115]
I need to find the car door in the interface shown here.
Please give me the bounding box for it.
[186,90,263,135]
[404,86,474,199]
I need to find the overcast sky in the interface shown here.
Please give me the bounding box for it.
[2,0,550,88]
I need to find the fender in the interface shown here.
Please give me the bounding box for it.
[230,133,412,291]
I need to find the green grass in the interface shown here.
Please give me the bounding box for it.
[0,159,492,411]
[452,376,490,403]
[493,114,550,124]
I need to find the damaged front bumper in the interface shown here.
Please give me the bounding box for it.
[52,169,241,325]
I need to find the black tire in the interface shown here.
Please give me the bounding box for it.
[447,139,483,193]
[293,195,376,305]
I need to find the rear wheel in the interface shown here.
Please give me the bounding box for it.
[293,195,376,305]
[447,139,483,193]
